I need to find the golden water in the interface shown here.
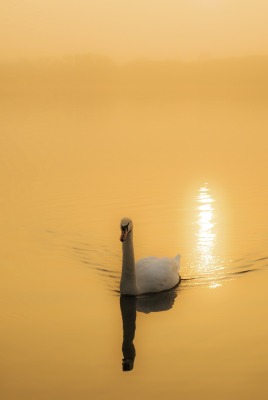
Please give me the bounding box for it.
[1,93,268,399]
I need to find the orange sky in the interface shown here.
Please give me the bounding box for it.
[1,0,268,62]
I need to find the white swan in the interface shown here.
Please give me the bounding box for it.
[120,217,181,295]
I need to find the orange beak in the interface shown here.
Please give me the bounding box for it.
[120,230,128,242]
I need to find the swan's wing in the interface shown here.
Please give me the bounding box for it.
[136,255,180,274]
[135,255,180,294]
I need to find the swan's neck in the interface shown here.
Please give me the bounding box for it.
[120,230,138,295]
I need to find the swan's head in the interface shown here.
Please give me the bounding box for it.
[120,217,133,242]
[122,358,134,371]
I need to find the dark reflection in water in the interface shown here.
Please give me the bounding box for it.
[120,289,178,371]
[136,289,177,313]
[120,296,136,371]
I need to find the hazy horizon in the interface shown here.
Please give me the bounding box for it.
[2,53,268,104]
[1,51,268,65]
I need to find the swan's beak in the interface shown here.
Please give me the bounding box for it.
[120,230,128,242]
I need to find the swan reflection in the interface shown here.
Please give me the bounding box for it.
[136,290,177,313]
[120,296,136,371]
[120,289,177,371]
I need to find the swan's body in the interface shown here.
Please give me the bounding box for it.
[120,218,181,295]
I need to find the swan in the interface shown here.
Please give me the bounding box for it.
[119,217,181,295]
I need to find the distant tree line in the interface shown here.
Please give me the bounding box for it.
[1,54,268,100]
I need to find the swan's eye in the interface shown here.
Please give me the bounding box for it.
[121,223,129,232]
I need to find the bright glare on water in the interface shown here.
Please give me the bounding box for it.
[191,184,226,288]
[196,185,216,267]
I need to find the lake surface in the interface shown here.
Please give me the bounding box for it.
[1,94,268,399]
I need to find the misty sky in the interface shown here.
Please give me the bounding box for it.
[1,0,268,62]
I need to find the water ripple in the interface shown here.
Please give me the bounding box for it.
[181,256,266,289]
[49,232,267,293]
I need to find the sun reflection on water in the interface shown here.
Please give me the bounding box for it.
[195,184,221,288]
[197,186,215,255]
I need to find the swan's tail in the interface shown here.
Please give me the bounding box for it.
[175,254,181,272]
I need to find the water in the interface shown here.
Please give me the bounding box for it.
[1,93,268,399]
